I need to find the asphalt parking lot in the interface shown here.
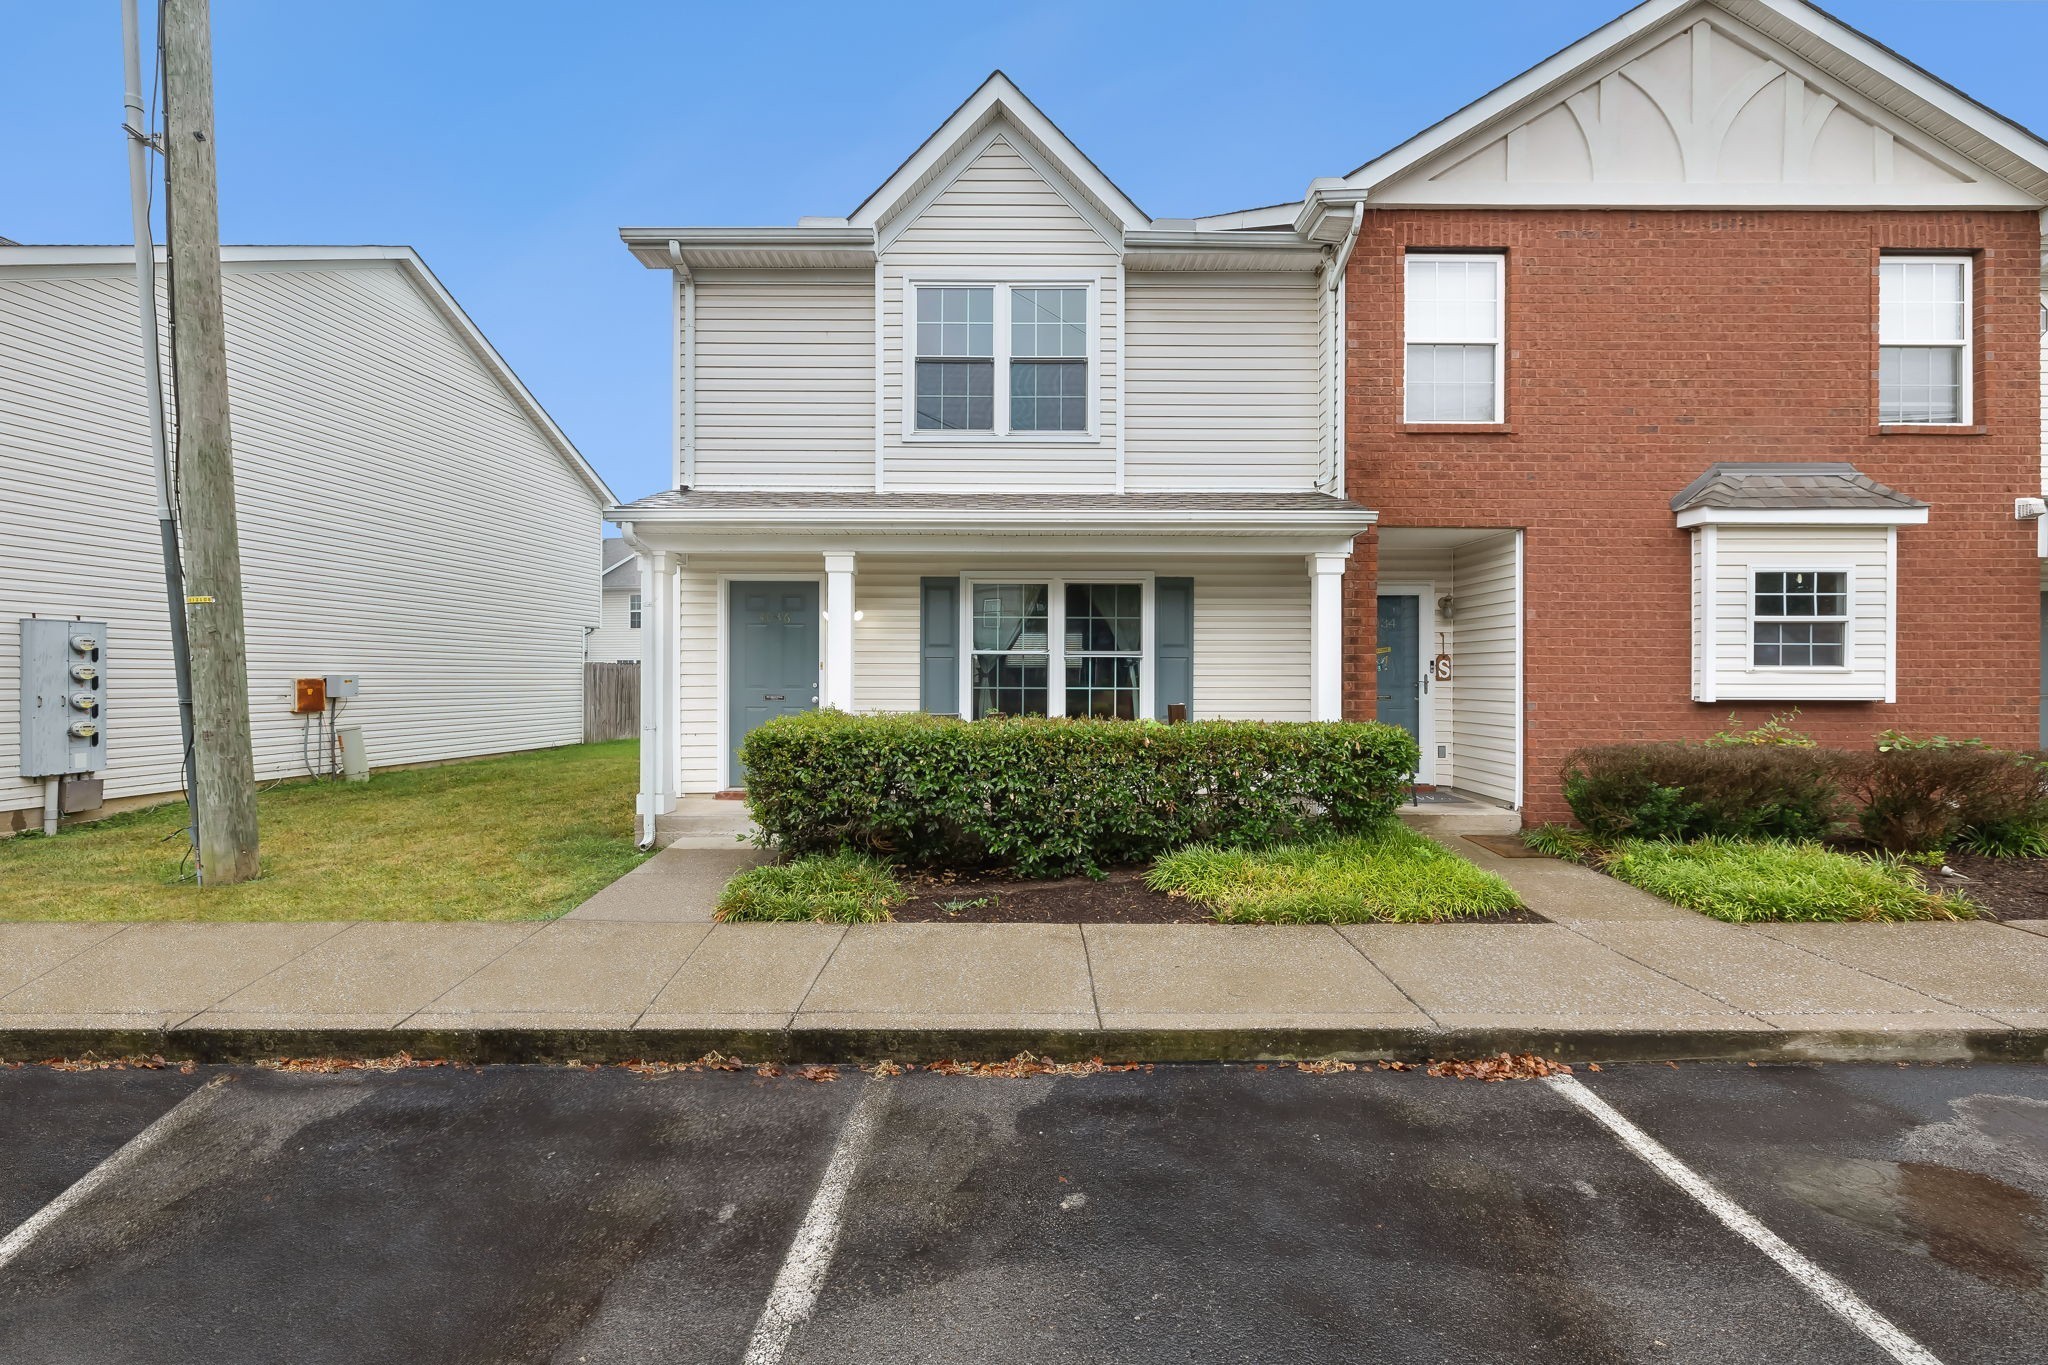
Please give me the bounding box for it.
[0,1060,2041,1364]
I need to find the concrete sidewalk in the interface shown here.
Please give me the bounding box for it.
[2,908,2044,1064]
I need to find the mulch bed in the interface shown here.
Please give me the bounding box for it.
[890,867,1547,924]
[1926,852,2048,922]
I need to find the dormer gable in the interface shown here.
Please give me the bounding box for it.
[851,73,1148,243]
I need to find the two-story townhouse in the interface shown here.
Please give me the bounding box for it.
[611,76,1378,831]
[1212,0,2048,821]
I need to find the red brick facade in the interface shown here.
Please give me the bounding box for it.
[1340,209,2042,822]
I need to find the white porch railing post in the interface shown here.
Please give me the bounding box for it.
[824,551,856,712]
[1308,551,1348,722]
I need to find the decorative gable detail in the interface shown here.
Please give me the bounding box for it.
[1372,15,2037,207]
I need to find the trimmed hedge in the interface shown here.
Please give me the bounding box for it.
[739,711,1419,878]
[1561,736,2048,853]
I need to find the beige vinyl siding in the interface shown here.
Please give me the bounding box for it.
[1123,273,1321,491]
[1191,559,1311,720]
[691,272,875,489]
[1702,525,1892,703]
[1449,533,1521,806]
[0,260,601,817]
[879,132,1118,492]
[587,587,643,663]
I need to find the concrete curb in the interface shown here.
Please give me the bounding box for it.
[4,1025,2043,1067]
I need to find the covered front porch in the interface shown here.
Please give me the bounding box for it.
[612,492,1376,839]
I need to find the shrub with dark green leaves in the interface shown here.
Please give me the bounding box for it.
[1831,736,2048,854]
[1562,743,1845,842]
[738,711,1419,878]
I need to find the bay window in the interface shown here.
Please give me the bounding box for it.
[913,283,1090,435]
[1751,570,1848,668]
[1879,256,1970,425]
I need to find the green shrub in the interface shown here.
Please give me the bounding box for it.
[1562,743,1844,842]
[715,851,904,923]
[1707,710,1817,747]
[1146,824,1520,923]
[1598,837,1971,923]
[1832,736,2048,854]
[739,711,1419,878]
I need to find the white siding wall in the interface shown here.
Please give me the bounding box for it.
[1697,525,1893,703]
[1124,273,1321,490]
[586,587,643,663]
[878,133,1120,491]
[671,554,1312,793]
[691,272,875,489]
[1449,533,1521,807]
[0,260,602,818]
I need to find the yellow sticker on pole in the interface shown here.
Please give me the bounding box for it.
[184,595,214,604]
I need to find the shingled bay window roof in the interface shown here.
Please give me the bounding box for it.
[1671,462,1929,520]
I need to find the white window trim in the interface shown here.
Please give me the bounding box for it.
[957,573,1155,720]
[905,277,1100,443]
[627,592,643,630]
[1403,252,1506,425]
[1745,565,1855,674]
[1878,253,1973,427]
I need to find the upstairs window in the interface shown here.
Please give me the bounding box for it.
[1405,254,1504,423]
[628,593,643,629]
[1752,570,1848,668]
[1879,256,1970,425]
[914,284,1090,435]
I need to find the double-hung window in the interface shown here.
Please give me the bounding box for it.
[1751,570,1848,668]
[914,285,1089,434]
[627,593,642,629]
[1405,253,1504,423]
[1879,256,1970,425]
[968,579,1142,719]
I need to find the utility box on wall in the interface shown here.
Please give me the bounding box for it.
[18,619,107,777]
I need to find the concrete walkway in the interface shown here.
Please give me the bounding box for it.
[2,894,2044,1063]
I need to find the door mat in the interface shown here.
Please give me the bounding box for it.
[1464,833,1549,858]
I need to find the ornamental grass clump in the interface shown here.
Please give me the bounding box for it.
[1596,837,1971,923]
[715,852,904,924]
[739,711,1419,878]
[1145,824,1521,924]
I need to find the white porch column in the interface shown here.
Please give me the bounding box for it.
[636,548,679,839]
[823,551,856,712]
[1308,551,1348,722]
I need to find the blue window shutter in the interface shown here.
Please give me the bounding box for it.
[1154,577,1193,720]
[920,577,960,715]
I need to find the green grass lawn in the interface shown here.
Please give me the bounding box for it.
[1146,824,1522,923]
[0,741,649,922]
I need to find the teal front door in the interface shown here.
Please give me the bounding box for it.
[729,581,819,787]
[1376,594,1422,765]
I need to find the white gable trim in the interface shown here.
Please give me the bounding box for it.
[876,124,1124,253]
[1674,506,1929,528]
[851,72,1148,232]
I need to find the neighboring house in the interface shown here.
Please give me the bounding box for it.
[586,536,644,663]
[1,244,614,829]
[612,0,2046,833]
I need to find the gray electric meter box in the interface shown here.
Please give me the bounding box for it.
[19,619,107,777]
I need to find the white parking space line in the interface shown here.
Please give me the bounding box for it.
[0,1074,231,1274]
[1546,1075,1943,1365]
[741,1079,891,1365]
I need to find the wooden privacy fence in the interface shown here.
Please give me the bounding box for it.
[584,662,640,743]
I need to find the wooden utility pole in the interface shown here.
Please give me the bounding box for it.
[162,0,259,882]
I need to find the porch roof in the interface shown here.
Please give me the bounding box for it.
[608,489,1377,543]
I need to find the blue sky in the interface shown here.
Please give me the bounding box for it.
[4,1,2044,507]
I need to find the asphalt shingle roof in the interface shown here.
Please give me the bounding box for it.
[1669,462,1927,513]
[611,489,1371,515]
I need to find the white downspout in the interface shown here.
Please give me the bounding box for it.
[668,240,695,489]
[1326,203,1363,500]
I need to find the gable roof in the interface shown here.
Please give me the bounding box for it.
[1202,0,2048,225]
[849,72,1149,234]
[0,243,616,505]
